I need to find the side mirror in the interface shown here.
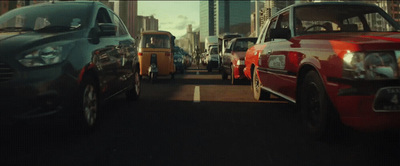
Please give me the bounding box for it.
[98,23,116,36]
[270,28,291,40]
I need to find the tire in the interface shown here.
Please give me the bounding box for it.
[171,73,175,79]
[75,76,99,132]
[300,70,331,140]
[126,68,141,101]
[222,69,228,80]
[252,70,269,100]
[231,65,236,85]
[150,72,157,83]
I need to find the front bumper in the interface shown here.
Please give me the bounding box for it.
[0,64,79,124]
[331,80,400,131]
[336,95,400,131]
[207,60,219,68]
[232,65,246,79]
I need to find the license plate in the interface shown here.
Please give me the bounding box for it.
[373,87,400,112]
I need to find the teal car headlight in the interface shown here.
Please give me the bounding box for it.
[343,51,399,80]
[17,43,71,67]
[174,58,183,63]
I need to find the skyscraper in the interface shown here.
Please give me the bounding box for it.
[199,0,251,42]
[214,0,251,36]
[199,0,215,42]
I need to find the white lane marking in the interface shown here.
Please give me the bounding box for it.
[196,71,199,75]
[194,86,200,103]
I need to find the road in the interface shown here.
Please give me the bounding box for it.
[1,65,400,166]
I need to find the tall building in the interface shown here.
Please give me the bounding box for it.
[200,0,251,41]
[199,0,215,42]
[136,15,159,33]
[0,1,10,15]
[113,0,138,38]
[376,0,400,23]
[214,0,251,36]
[264,0,295,18]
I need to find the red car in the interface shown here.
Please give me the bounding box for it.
[244,23,270,97]
[221,37,257,84]
[254,2,400,139]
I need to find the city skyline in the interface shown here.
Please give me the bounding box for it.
[137,1,200,38]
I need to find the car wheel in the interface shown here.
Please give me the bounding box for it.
[76,76,99,131]
[150,72,157,83]
[300,70,330,140]
[252,70,269,100]
[231,65,236,85]
[126,68,141,101]
[221,68,228,80]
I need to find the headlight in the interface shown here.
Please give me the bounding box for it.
[174,58,182,63]
[343,51,398,80]
[18,45,67,67]
[236,60,245,66]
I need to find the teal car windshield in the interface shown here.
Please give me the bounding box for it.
[0,3,90,32]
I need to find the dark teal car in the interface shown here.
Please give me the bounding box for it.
[174,46,185,73]
[0,1,141,130]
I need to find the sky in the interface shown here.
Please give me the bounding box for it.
[138,1,200,38]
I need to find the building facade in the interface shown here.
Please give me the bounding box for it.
[199,0,252,42]
[214,0,252,37]
[199,0,215,42]
[136,15,159,34]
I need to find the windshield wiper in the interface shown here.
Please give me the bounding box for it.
[35,26,76,32]
[0,27,34,32]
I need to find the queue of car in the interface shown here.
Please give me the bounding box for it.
[2,0,400,140]
[173,46,191,73]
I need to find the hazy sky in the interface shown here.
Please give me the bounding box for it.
[138,1,200,38]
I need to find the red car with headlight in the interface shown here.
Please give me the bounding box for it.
[254,2,400,139]
[221,37,257,84]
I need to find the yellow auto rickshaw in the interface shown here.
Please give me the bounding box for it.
[138,31,176,81]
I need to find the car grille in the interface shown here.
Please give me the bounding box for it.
[0,62,14,82]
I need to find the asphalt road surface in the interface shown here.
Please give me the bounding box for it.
[1,65,400,166]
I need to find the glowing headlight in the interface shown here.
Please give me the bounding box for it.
[343,51,398,80]
[174,58,182,63]
[18,46,64,67]
[236,60,245,66]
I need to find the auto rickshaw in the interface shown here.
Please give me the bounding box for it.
[138,31,176,82]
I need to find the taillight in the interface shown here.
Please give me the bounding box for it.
[165,52,171,56]
[138,52,143,56]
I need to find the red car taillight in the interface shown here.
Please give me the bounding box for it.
[138,52,143,56]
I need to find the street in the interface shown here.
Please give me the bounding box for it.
[1,65,400,166]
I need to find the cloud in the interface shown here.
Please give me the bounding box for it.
[175,15,196,29]
[161,15,196,31]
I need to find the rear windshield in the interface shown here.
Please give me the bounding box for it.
[233,39,257,51]
[0,3,90,32]
[210,48,218,54]
[140,34,171,49]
